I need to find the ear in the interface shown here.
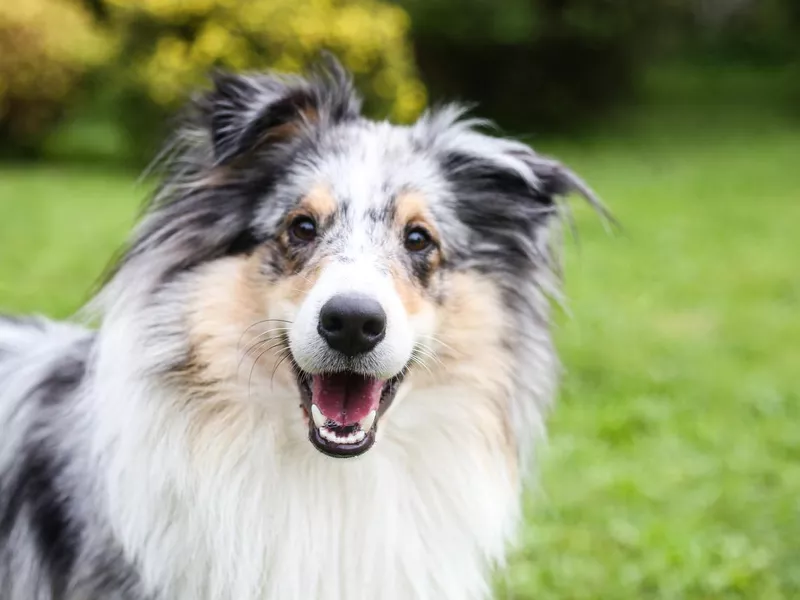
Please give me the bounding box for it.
[511,149,611,221]
[418,105,606,220]
[203,58,361,165]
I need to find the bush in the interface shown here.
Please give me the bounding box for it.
[0,0,110,156]
[0,0,423,161]
[103,0,425,161]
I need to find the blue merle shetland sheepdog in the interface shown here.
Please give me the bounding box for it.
[0,57,606,599]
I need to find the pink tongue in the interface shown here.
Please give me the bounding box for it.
[312,373,384,425]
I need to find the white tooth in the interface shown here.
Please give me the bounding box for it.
[359,410,377,432]
[311,404,326,429]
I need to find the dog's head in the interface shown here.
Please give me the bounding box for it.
[102,59,603,460]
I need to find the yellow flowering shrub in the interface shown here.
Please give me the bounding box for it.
[0,0,110,148]
[106,0,426,122]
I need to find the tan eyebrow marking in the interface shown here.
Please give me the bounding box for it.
[299,184,338,222]
[394,191,440,247]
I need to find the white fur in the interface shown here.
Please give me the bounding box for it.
[289,258,421,379]
[89,308,522,600]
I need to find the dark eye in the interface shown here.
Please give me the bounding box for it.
[404,226,433,253]
[288,215,317,244]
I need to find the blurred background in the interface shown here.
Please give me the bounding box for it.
[0,0,798,598]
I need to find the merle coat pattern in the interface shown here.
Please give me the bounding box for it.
[0,59,605,600]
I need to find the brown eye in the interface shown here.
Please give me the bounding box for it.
[288,215,317,244]
[404,226,433,253]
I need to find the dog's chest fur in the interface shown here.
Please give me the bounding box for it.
[93,373,520,600]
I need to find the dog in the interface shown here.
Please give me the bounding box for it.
[0,58,605,599]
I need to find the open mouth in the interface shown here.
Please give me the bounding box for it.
[295,366,406,458]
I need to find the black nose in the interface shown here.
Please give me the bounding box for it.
[318,294,387,357]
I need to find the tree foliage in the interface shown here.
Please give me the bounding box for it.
[0,0,111,154]
[0,0,797,158]
[105,0,424,121]
[0,0,424,157]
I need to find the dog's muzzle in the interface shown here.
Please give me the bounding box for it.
[292,293,408,458]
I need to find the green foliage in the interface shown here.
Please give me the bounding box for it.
[0,0,111,156]
[107,0,422,117]
[1,0,424,160]
[101,0,423,161]
[2,0,799,159]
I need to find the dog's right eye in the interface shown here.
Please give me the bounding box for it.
[404,226,433,253]
[288,215,317,244]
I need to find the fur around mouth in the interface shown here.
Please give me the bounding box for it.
[294,365,406,458]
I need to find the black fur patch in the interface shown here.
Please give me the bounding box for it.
[22,448,75,591]
[408,252,436,287]
[0,349,89,593]
[225,227,261,257]
[442,150,557,276]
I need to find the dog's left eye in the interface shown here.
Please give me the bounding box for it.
[404,227,433,253]
[288,215,317,244]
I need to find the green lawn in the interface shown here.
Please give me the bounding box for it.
[1,119,799,598]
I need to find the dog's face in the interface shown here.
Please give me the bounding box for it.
[267,152,443,457]
[109,62,600,459]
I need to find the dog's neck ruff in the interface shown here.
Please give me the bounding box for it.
[88,314,526,600]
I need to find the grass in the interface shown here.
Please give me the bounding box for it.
[0,166,143,316]
[1,112,799,598]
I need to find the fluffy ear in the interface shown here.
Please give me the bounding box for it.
[511,149,612,221]
[417,105,608,219]
[203,58,361,165]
